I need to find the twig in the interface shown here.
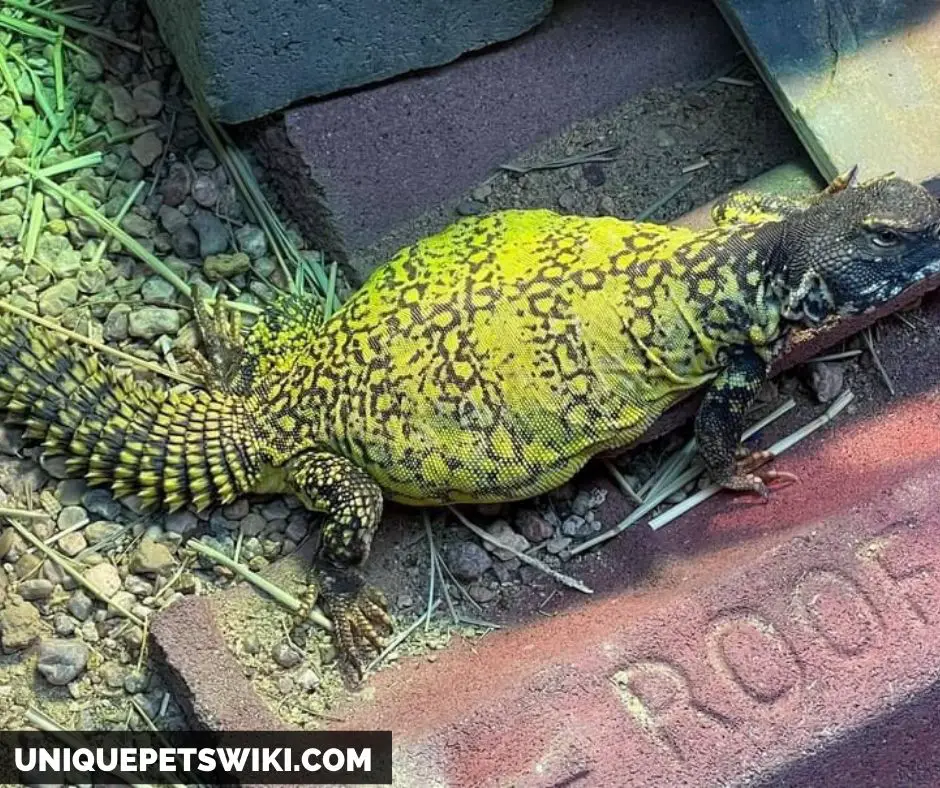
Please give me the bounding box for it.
[186,538,332,631]
[362,598,442,677]
[604,460,642,504]
[716,76,756,87]
[0,151,103,192]
[90,179,144,266]
[0,505,47,520]
[422,512,436,631]
[52,23,64,111]
[0,299,199,386]
[425,511,459,626]
[146,110,176,200]
[434,547,482,612]
[0,42,21,107]
[5,516,144,625]
[449,506,593,594]
[648,390,855,530]
[807,349,862,363]
[864,327,895,396]
[635,173,696,221]
[500,145,619,175]
[22,191,43,265]
[681,159,710,174]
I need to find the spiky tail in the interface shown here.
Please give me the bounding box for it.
[0,317,262,512]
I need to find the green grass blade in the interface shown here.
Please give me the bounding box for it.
[0,11,56,42]
[11,161,262,315]
[323,259,338,318]
[0,0,141,51]
[22,190,42,264]
[52,23,63,112]
[0,150,101,192]
[0,43,21,107]
[90,178,143,265]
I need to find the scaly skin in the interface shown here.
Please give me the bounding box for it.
[2,172,940,677]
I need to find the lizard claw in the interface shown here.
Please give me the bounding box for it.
[297,562,394,683]
[190,294,246,390]
[721,449,799,501]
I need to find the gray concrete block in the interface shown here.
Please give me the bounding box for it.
[146,0,553,124]
[248,0,739,282]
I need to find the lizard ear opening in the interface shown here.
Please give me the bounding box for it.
[781,271,833,324]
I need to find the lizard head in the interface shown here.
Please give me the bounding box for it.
[774,176,940,324]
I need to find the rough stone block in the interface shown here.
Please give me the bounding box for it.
[249,0,738,280]
[146,0,553,125]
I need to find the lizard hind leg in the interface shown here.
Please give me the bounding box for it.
[286,450,394,681]
[188,295,248,392]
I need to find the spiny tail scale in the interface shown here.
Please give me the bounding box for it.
[0,316,262,512]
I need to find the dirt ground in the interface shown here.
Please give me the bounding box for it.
[356,59,803,273]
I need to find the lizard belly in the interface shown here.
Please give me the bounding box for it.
[331,295,712,506]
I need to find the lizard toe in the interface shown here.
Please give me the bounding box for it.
[309,563,394,681]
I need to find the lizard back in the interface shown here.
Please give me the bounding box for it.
[262,209,783,505]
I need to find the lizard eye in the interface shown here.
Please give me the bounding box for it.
[870,228,902,248]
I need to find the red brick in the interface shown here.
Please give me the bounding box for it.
[323,394,940,786]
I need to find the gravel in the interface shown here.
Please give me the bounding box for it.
[37,639,90,685]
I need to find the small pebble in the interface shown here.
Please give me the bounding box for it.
[192,149,217,170]
[0,597,42,651]
[165,510,199,537]
[82,488,122,520]
[131,131,162,167]
[191,174,219,208]
[483,520,530,561]
[545,535,572,555]
[561,515,593,538]
[171,226,200,258]
[84,521,122,544]
[82,563,121,599]
[222,499,250,519]
[53,612,76,636]
[239,512,266,537]
[57,531,88,557]
[295,667,320,692]
[515,510,554,542]
[57,505,89,532]
[445,541,492,582]
[67,590,94,621]
[191,210,229,256]
[236,225,267,259]
[124,575,153,596]
[129,538,175,576]
[37,638,89,685]
[272,640,303,668]
[124,670,149,694]
[161,163,192,207]
[132,80,163,118]
[810,361,845,403]
[19,578,54,601]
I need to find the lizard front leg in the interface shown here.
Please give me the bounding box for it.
[695,345,797,498]
[287,451,393,679]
